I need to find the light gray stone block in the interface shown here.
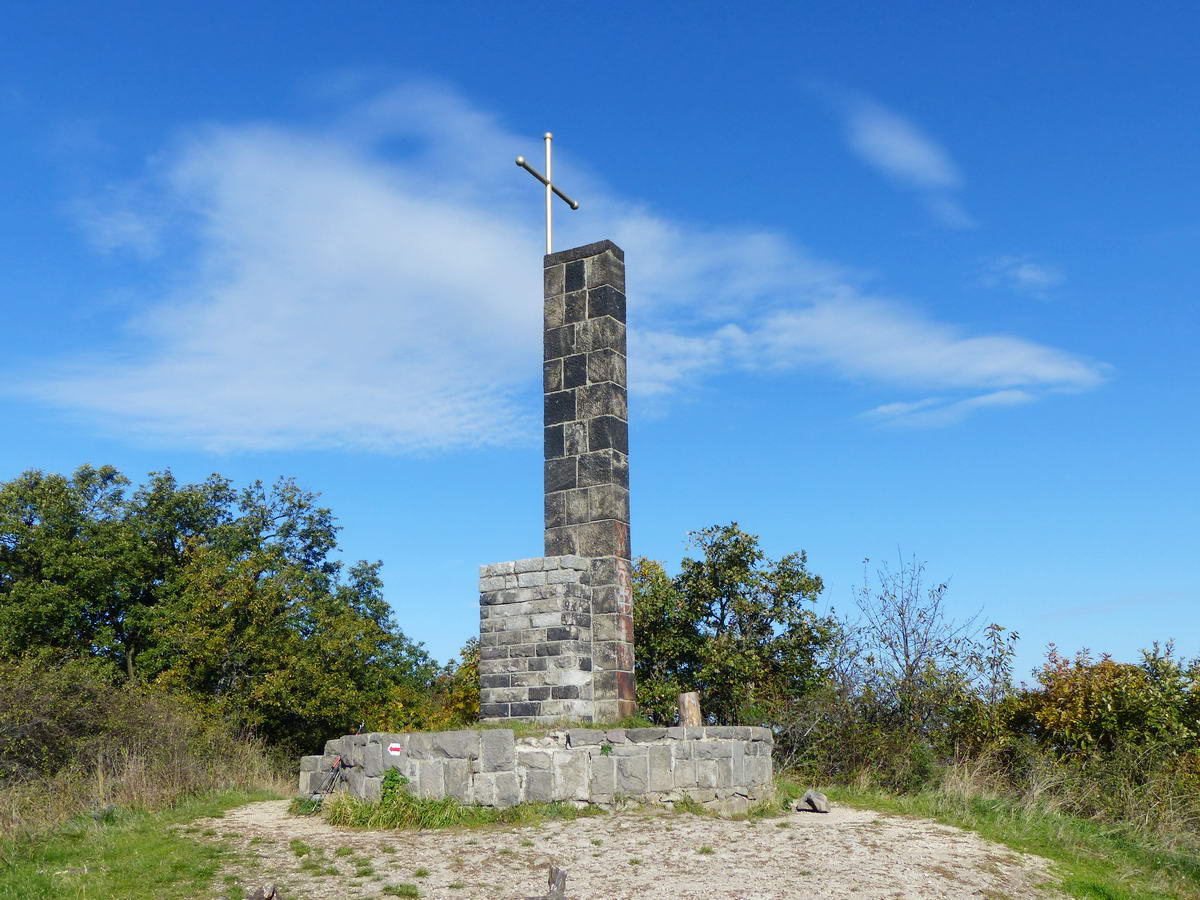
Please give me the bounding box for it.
[524,769,555,803]
[554,750,589,801]
[589,755,616,794]
[693,741,734,759]
[432,729,480,760]
[299,755,322,772]
[513,557,545,573]
[444,758,472,803]
[627,728,667,743]
[361,742,385,777]
[517,750,552,771]
[417,759,445,799]
[697,759,719,789]
[495,771,519,808]
[567,729,605,746]
[481,729,515,772]
[616,755,648,793]
[673,758,697,788]
[647,745,673,791]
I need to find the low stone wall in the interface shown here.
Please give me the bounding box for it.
[299,726,773,815]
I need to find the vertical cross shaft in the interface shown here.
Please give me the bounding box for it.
[516,132,580,255]
[544,132,553,255]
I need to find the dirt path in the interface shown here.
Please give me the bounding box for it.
[192,799,1063,900]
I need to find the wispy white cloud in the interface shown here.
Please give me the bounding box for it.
[837,94,974,228]
[16,81,1106,449]
[982,255,1065,297]
[863,389,1036,428]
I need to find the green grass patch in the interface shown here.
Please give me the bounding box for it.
[824,782,1200,899]
[318,790,605,831]
[382,885,421,898]
[0,789,276,900]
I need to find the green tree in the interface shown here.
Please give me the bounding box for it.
[633,523,832,725]
[0,465,437,751]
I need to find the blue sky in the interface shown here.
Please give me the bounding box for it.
[2,2,1196,681]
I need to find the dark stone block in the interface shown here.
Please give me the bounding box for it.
[592,585,623,613]
[535,643,563,657]
[546,626,579,642]
[579,656,592,671]
[588,415,628,453]
[544,424,565,459]
[587,285,626,321]
[527,657,549,671]
[590,557,620,585]
[480,703,510,718]
[611,452,629,488]
[577,317,625,355]
[589,484,630,522]
[563,354,587,388]
[564,291,587,324]
[552,685,580,700]
[544,325,575,360]
[587,348,626,387]
[563,488,589,525]
[544,263,565,297]
[479,647,507,661]
[510,702,541,718]
[544,390,576,426]
[544,239,624,266]
[586,250,625,290]
[544,491,566,529]
[544,527,576,557]
[544,295,564,330]
[577,450,612,487]
[543,359,562,393]
[528,686,552,701]
[616,670,637,700]
[481,673,511,689]
[574,520,629,558]
[544,457,577,493]
[593,670,618,695]
[564,422,587,456]
[577,382,627,420]
[565,259,585,292]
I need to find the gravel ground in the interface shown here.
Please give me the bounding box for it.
[192,799,1064,900]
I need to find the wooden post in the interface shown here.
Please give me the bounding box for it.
[678,691,701,727]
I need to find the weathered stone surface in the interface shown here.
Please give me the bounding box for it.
[647,745,673,791]
[589,754,616,795]
[361,742,385,777]
[444,758,472,803]
[417,759,445,799]
[524,769,555,803]
[626,728,667,743]
[299,755,322,772]
[431,729,480,760]
[494,771,519,808]
[481,728,515,772]
[799,789,830,813]
[616,755,649,793]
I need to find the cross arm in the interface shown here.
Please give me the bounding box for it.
[515,156,581,210]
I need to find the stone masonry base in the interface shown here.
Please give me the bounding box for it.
[300,726,773,816]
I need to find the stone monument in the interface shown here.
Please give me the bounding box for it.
[478,239,635,724]
[297,134,774,813]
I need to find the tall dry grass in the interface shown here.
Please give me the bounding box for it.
[0,657,288,842]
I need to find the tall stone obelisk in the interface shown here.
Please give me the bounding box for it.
[541,240,636,721]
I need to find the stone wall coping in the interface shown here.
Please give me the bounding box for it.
[479,555,590,578]
[326,725,773,752]
[544,240,624,266]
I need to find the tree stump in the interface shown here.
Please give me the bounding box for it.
[547,865,567,899]
[678,691,702,727]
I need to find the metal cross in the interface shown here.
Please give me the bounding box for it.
[516,132,579,254]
